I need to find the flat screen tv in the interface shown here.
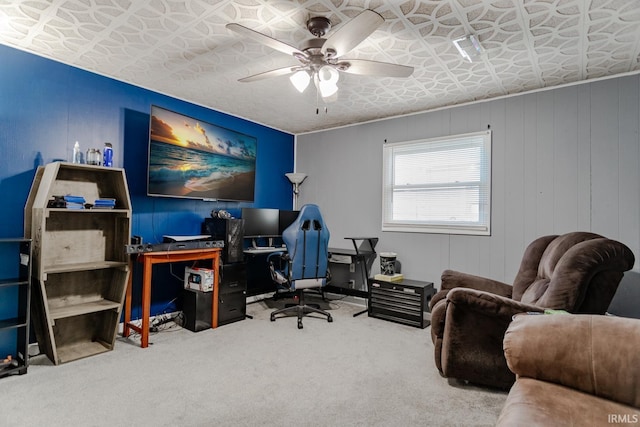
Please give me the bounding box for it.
[147,105,257,201]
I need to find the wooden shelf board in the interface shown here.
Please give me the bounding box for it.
[45,208,130,214]
[50,299,120,320]
[56,340,111,364]
[43,261,128,275]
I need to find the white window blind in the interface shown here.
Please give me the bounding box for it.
[382,130,491,235]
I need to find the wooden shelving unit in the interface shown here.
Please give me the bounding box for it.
[0,239,31,377]
[24,162,131,365]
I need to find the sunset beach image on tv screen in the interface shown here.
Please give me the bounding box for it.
[147,105,257,201]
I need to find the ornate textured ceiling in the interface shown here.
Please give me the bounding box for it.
[1,0,639,134]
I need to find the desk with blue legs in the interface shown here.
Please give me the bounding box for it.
[123,247,221,348]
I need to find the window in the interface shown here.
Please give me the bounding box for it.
[382,130,491,235]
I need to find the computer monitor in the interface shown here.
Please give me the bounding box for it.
[278,210,299,235]
[241,208,279,238]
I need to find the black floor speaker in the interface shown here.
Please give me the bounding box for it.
[202,218,244,263]
[182,288,212,332]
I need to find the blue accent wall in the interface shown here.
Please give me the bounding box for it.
[0,44,294,318]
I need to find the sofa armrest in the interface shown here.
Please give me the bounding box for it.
[441,270,513,297]
[430,270,514,311]
[431,288,542,389]
[446,288,543,318]
[431,288,541,340]
[503,314,640,409]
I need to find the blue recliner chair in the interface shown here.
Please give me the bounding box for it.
[267,204,333,329]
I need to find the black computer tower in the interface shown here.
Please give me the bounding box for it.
[202,218,244,263]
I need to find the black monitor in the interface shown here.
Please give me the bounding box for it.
[241,208,279,238]
[278,210,299,234]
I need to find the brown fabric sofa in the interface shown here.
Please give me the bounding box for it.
[429,232,635,389]
[497,314,640,426]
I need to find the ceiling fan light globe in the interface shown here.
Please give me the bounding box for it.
[290,70,311,93]
[322,91,339,103]
[318,65,339,84]
[319,80,339,98]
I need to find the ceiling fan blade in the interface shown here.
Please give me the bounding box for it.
[238,66,298,83]
[226,23,304,57]
[321,9,384,58]
[341,59,413,78]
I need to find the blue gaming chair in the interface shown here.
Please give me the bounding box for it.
[267,204,333,329]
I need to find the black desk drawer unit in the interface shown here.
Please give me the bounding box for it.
[218,263,247,326]
[182,263,247,332]
[368,279,434,328]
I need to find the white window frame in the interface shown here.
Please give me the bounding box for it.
[382,130,492,235]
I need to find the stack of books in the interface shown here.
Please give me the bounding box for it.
[93,198,116,209]
[63,195,85,209]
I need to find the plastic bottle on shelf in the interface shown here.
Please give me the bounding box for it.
[72,141,82,164]
[103,142,113,167]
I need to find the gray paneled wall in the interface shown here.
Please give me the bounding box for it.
[295,74,640,315]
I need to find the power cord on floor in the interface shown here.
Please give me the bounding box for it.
[148,297,181,333]
[150,311,183,333]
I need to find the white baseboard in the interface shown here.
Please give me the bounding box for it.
[245,292,273,304]
[325,292,367,307]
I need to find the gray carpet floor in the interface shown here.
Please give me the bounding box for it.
[0,295,507,426]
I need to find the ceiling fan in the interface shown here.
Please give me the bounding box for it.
[226,9,414,99]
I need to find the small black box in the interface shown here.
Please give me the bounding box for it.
[182,288,212,332]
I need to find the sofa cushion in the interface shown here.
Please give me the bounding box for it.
[496,378,640,427]
[504,314,640,408]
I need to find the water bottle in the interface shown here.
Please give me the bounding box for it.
[72,141,82,164]
[103,142,113,167]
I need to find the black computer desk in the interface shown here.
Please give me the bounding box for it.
[326,237,378,317]
[242,237,378,315]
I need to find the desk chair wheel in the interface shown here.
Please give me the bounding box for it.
[298,319,303,329]
[328,315,333,322]
[270,313,276,322]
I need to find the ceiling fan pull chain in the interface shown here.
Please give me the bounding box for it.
[314,89,328,115]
